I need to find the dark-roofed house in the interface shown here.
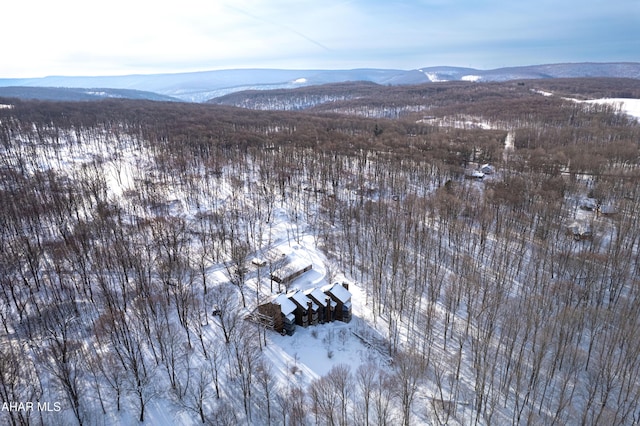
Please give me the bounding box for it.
[322,282,352,323]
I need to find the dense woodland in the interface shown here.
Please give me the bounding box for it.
[1,78,640,425]
[211,77,640,115]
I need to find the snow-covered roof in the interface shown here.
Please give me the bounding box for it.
[465,169,485,179]
[323,283,352,304]
[480,164,494,174]
[271,253,312,283]
[567,221,592,236]
[599,204,617,215]
[288,290,318,311]
[304,288,330,307]
[579,198,598,210]
[251,257,266,266]
[273,294,297,316]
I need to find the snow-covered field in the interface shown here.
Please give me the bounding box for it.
[531,88,640,120]
[581,97,640,119]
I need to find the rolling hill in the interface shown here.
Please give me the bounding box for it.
[0,62,638,103]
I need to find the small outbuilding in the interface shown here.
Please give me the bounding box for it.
[598,204,617,216]
[464,169,485,180]
[566,221,593,241]
[579,198,598,211]
[271,254,312,285]
[251,257,267,267]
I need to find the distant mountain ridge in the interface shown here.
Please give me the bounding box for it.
[0,62,638,103]
[0,86,179,102]
[416,62,640,83]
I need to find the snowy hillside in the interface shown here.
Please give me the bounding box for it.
[1,93,639,425]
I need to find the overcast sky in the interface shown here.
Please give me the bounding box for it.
[2,0,638,78]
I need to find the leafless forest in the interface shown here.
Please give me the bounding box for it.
[1,78,640,425]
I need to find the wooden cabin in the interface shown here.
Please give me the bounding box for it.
[322,282,352,323]
[287,290,319,327]
[256,294,297,335]
[304,287,334,324]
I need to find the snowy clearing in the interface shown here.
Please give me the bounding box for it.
[582,97,640,119]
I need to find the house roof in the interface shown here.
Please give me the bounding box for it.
[465,170,484,178]
[480,164,494,174]
[323,282,352,304]
[251,257,267,266]
[304,288,330,307]
[567,221,592,236]
[599,204,617,215]
[579,198,598,210]
[271,254,312,282]
[273,294,297,316]
[288,290,318,311]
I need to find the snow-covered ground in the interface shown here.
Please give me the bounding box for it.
[532,88,640,120]
[420,70,449,82]
[3,102,638,425]
[581,97,640,119]
[532,89,554,97]
[0,127,400,425]
[417,114,508,130]
[461,75,481,82]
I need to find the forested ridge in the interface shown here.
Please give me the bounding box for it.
[210,77,640,116]
[1,78,639,425]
